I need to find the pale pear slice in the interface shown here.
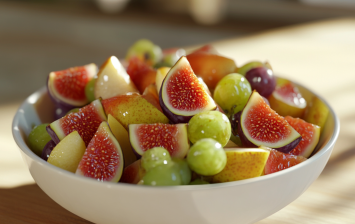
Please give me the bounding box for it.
[212,147,270,183]
[47,131,86,173]
[155,67,170,93]
[95,56,139,100]
[107,114,137,167]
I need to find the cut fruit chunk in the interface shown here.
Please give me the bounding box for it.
[268,81,307,118]
[142,84,162,112]
[47,99,107,146]
[48,131,86,173]
[159,56,217,123]
[107,114,137,167]
[212,147,270,183]
[94,56,139,100]
[155,67,170,94]
[239,91,302,153]
[76,122,124,182]
[126,57,157,93]
[120,159,146,184]
[285,116,320,158]
[129,123,189,159]
[303,96,329,130]
[102,94,169,130]
[186,52,236,90]
[47,63,97,107]
[264,148,307,175]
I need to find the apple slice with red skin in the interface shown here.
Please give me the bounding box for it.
[126,57,157,94]
[186,52,236,90]
[102,94,169,130]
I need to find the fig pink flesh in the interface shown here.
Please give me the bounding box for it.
[275,82,305,107]
[264,149,307,175]
[166,64,210,111]
[78,126,121,181]
[53,66,89,101]
[244,97,292,144]
[59,103,105,146]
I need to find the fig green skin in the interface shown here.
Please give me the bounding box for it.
[188,111,231,147]
[142,163,182,186]
[141,147,172,172]
[85,78,96,102]
[172,158,192,185]
[213,73,252,116]
[187,138,227,176]
[28,123,52,156]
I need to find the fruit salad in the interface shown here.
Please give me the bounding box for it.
[27,39,329,186]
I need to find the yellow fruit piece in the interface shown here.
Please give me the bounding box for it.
[212,148,270,183]
[48,131,86,173]
[155,67,171,93]
[303,96,329,131]
[107,114,137,167]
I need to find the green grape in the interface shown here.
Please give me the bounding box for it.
[237,61,263,76]
[189,179,209,185]
[213,73,252,116]
[141,147,171,172]
[27,123,52,156]
[172,158,192,185]
[142,163,182,186]
[187,138,227,176]
[126,39,163,66]
[85,78,96,102]
[188,111,231,147]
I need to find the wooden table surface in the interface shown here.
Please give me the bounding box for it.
[1,18,355,224]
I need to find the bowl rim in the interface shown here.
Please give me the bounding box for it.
[12,80,340,192]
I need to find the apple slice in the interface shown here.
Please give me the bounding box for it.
[102,94,169,130]
[47,131,86,173]
[94,56,139,100]
[211,147,270,183]
[155,67,170,94]
[107,114,137,167]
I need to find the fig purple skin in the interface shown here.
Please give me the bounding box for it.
[237,119,302,154]
[46,78,76,119]
[41,140,56,161]
[245,67,276,98]
[46,125,60,144]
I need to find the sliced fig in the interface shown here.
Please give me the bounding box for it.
[264,148,307,175]
[268,80,307,118]
[41,140,56,161]
[129,123,189,159]
[285,116,320,158]
[48,99,107,146]
[76,122,124,182]
[159,56,216,123]
[47,63,97,107]
[239,91,302,153]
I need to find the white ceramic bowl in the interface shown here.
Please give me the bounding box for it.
[12,80,339,224]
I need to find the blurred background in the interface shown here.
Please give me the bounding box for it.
[1,0,355,104]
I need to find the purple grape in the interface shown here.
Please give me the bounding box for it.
[41,140,56,161]
[245,67,276,98]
